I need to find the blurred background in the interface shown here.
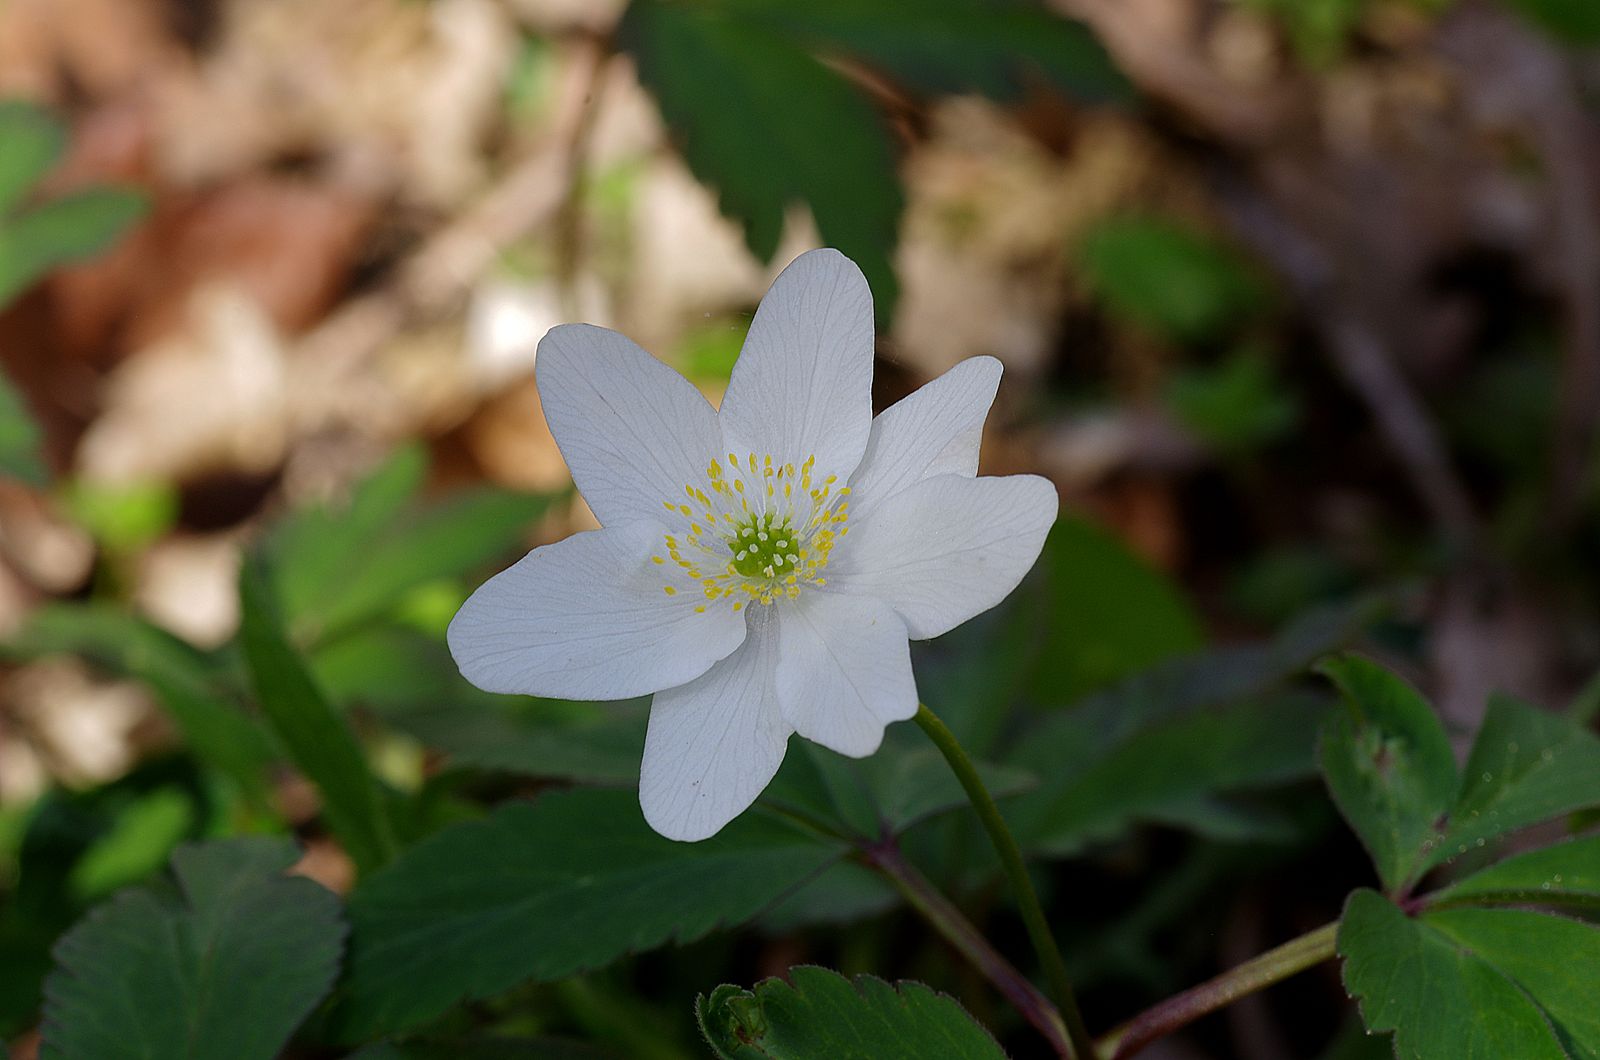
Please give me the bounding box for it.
[3,0,1600,1056]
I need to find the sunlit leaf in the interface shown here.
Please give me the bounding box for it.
[0,187,147,306]
[41,838,344,1060]
[0,99,65,216]
[697,966,1005,1060]
[334,790,845,1039]
[239,556,397,873]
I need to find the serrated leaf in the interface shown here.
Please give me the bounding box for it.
[41,837,345,1060]
[722,0,1130,103]
[0,367,46,484]
[697,966,1006,1060]
[618,0,903,322]
[1317,654,1457,892]
[1421,694,1600,874]
[1026,517,1204,703]
[0,100,65,216]
[239,556,397,872]
[1339,888,1600,1060]
[335,790,845,1039]
[1431,834,1600,912]
[0,187,146,305]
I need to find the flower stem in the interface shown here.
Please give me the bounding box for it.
[863,841,1071,1056]
[913,704,1096,1060]
[1096,921,1339,1059]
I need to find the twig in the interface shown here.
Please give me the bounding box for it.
[861,841,1072,1057]
[1096,922,1339,1060]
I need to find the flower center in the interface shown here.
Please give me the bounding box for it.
[655,451,850,613]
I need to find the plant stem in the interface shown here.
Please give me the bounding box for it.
[1096,921,1339,1059]
[863,841,1071,1057]
[913,704,1096,1060]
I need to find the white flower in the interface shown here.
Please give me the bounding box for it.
[448,249,1058,841]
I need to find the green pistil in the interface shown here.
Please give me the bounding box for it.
[728,511,798,578]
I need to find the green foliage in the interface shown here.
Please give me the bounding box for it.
[239,556,398,873]
[4,604,276,801]
[618,0,904,321]
[1430,833,1600,910]
[1317,655,1459,893]
[715,0,1130,104]
[1238,0,1367,65]
[1075,215,1269,345]
[1165,347,1299,457]
[1026,517,1205,702]
[61,478,179,554]
[0,368,46,485]
[1339,888,1600,1060]
[41,838,344,1060]
[334,790,846,1039]
[0,100,146,308]
[1504,0,1600,44]
[696,966,1006,1059]
[1320,656,1600,893]
[268,445,556,644]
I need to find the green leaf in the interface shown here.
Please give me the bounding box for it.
[1422,693,1600,873]
[1076,215,1268,344]
[0,366,47,485]
[335,790,845,1039]
[1026,517,1204,703]
[4,603,275,800]
[1010,695,1325,855]
[270,450,553,642]
[41,837,345,1060]
[1165,347,1299,457]
[67,787,195,900]
[1339,888,1600,1060]
[0,99,65,216]
[1431,834,1600,912]
[722,0,1130,104]
[239,556,397,872]
[697,966,1006,1060]
[348,1038,622,1060]
[618,0,903,322]
[1317,654,1457,892]
[0,187,147,305]
[1504,0,1600,45]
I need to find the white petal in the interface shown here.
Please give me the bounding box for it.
[536,323,722,527]
[640,607,791,841]
[719,249,875,483]
[826,474,1058,640]
[775,592,917,758]
[848,356,1002,522]
[448,522,745,701]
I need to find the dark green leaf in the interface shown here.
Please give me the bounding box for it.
[1076,215,1268,344]
[0,99,65,215]
[1422,694,1600,874]
[1339,888,1600,1060]
[1504,0,1600,45]
[1026,516,1204,703]
[1317,654,1457,892]
[0,187,146,305]
[1011,695,1324,855]
[335,790,845,1039]
[347,1038,622,1060]
[618,0,903,321]
[239,556,397,872]
[0,367,46,485]
[697,966,1005,1060]
[722,0,1130,103]
[1165,347,1299,457]
[41,838,345,1060]
[1432,834,1600,912]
